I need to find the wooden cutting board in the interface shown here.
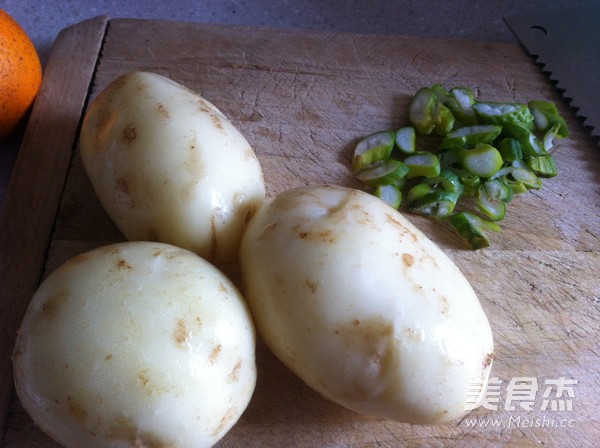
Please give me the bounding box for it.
[1,16,599,447]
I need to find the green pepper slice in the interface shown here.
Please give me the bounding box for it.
[352,130,395,171]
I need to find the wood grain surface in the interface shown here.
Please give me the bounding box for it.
[1,17,599,447]
[0,15,108,440]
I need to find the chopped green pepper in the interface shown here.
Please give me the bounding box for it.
[497,137,523,162]
[504,122,545,156]
[406,182,435,203]
[431,84,452,104]
[355,159,409,186]
[505,180,528,195]
[483,179,513,203]
[526,154,558,178]
[433,102,455,136]
[457,143,503,178]
[448,212,500,249]
[458,170,482,196]
[477,184,506,221]
[408,191,460,218]
[439,124,502,149]
[425,169,465,195]
[493,163,543,190]
[375,184,402,209]
[408,87,437,135]
[404,151,441,178]
[543,123,562,152]
[349,83,570,250]
[448,87,478,125]
[472,101,534,130]
[395,126,416,154]
[528,100,569,137]
[352,130,395,171]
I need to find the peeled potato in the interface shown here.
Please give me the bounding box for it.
[13,242,256,448]
[239,185,494,424]
[79,71,265,269]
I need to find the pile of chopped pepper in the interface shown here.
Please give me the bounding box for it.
[351,84,569,249]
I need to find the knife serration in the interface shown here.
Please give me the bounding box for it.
[505,8,600,145]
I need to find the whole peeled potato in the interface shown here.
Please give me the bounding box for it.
[79,71,265,269]
[239,185,494,424]
[13,242,256,448]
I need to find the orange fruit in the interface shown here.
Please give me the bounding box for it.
[0,9,42,141]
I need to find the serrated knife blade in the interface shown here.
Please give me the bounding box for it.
[504,8,600,144]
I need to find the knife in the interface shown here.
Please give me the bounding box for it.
[504,7,600,145]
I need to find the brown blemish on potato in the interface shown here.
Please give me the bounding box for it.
[116,258,133,270]
[105,354,113,361]
[122,123,137,144]
[114,175,142,210]
[382,325,394,336]
[304,279,318,293]
[138,371,151,387]
[116,176,129,194]
[197,98,224,131]
[385,213,402,226]
[210,112,224,130]
[174,319,189,347]
[92,110,119,152]
[67,395,88,423]
[317,229,336,243]
[196,98,212,114]
[404,327,424,342]
[385,213,419,242]
[209,344,222,364]
[137,369,166,398]
[336,318,394,340]
[211,406,238,438]
[439,295,449,315]
[403,227,419,243]
[243,146,256,161]
[402,253,415,267]
[156,103,170,119]
[182,137,204,200]
[218,281,229,294]
[40,290,69,321]
[228,360,242,383]
[353,208,382,232]
[292,225,336,243]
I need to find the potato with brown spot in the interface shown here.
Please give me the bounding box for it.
[79,71,266,271]
[240,185,494,424]
[13,241,256,448]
